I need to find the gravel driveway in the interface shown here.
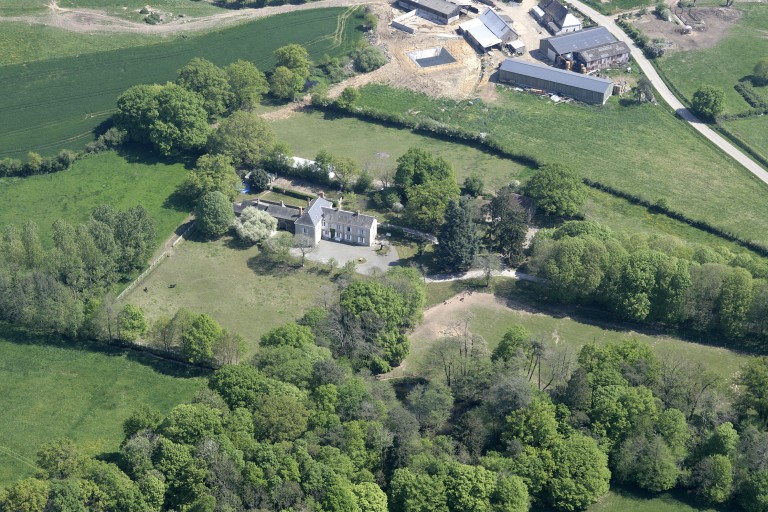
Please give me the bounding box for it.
[294,239,400,275]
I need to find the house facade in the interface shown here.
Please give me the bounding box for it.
[533,0,581,35]
[498,58,613,104]
[321,209,378,246]
[539,27,629,72]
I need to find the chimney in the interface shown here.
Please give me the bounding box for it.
[280,201,285,207]
[355,210,360,216]
[299,207,304,215]
[338,196,343,210]
[307,198,311,207]
[319,191,325,198]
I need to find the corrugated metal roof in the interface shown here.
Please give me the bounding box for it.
[479,8,517,40]
[576,41,630,62]
[543,26,616,54]
[460,17,502,48]
[538,0,568,24]
[499,58,613,94]
[401,0,460,16]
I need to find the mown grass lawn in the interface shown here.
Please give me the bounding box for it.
[354,84,768,247]
[0,7,365,158]
[118,235,337,357]
[0,0,47,16]
[0,148,189,247]
[588,489,720,512]
[0,325,205,486]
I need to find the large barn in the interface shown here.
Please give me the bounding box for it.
[459,9,518,51]
[539,26,630,72]
[498,58,613,105]
[397,0,461,24]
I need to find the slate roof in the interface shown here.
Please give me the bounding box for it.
[295,197,334,226]
[576,41,630,61]
[499,58,613,94]
[538,0,569,25]
[322,208,377,229]
[543,26,616,55]
[234,200,301,221]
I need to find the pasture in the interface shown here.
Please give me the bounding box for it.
[409,282,748,384]
[657,4,768,115]
[117,235,336,357]
[720,116,768,165]
[353,84,768,247]
[579,0,653,15]
[0,7,365,158]
[0,149,189,247]
[0,325,204,486]
[270,110,533,192]
[589,490,719,512]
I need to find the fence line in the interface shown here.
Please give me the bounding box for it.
[115,222,195,302]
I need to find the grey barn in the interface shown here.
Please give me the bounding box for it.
[397,0,461,24]
[498,58,613,104]
[539,26,630,72]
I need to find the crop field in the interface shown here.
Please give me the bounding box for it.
[353,84,768,247]
[0,21,180,67]
[271,110,533,192]
[0,149,189,247]
[118,235,336,357]
[0,7,365,158]
[58,0,225,19]
[0,325,204,486]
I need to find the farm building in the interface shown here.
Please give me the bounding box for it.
[498,58,613,104]
[234,198,301,233]
[396,0,461,24]
[531,0,581,35]
[459,9,519,51]
[539,26,630,72]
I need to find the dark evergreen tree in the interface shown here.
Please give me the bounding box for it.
[484,186,528,265]
[436,198,478,273]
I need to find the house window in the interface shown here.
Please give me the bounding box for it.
[302,227,307,234]
[358,236,364,243]
[346,226,351,232]
[336,224,341,231]
[322,220,326,227]
[345,234,351,241]
[359,228,364,235]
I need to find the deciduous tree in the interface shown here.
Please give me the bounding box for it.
[525,164,585,217]
[233,206,276,245]
[195,191,234,239]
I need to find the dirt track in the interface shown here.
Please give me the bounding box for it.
[0,0,378,34]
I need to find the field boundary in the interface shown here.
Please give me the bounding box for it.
[115,221,195,302]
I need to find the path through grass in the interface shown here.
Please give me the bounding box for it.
[0,325,204,486]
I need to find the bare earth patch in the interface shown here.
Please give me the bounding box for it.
[631,7,742,52]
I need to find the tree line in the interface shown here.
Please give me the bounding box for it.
[528,220,768,342]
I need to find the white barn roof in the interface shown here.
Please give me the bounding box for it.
[460,17,502,48]
[479,8,516,40]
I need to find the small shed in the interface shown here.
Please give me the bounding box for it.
[508,39,526,55]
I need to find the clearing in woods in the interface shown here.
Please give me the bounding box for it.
[394,285,748,384]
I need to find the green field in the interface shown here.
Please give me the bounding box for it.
[654,4,768,160]
[415,282,747,384]
[579,0,653,15]
[0,21,181,67]
[657,5,768,115]
[589,489,719,512]
[118,235,337,357]
[271,110,532,192]
[0,7,365,158]
[0,0,224,17]
[0,325,204,486]
[0,149,188,247]
[353,84,768,247]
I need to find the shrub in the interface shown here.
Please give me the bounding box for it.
[250,169,271,192]
[354,45,387,73]
[692,85,725,121]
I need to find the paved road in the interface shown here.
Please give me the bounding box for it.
[568,0,768,186]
